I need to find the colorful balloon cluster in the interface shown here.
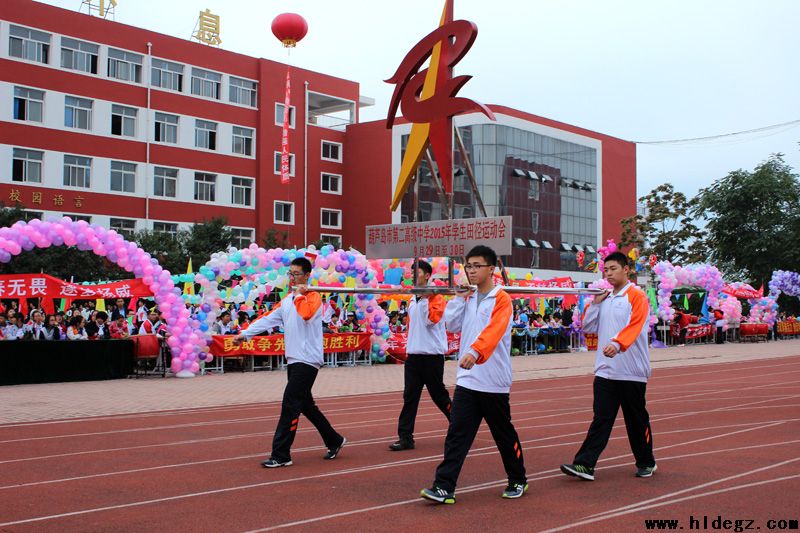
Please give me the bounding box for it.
[596,239,618,273]
[717,294,742,329]
[193,244,392,361]
[748,297,778,326]
[653,262,725,321]
[769,270,800,299]
[0,218,207,376]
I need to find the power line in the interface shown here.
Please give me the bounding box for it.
[633,118,800,145]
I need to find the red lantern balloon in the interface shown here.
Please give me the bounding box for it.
[271,13,308,48]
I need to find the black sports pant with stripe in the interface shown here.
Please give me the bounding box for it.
[574,376,655,469]
[271,362,343,462]
[434,385,526,493]
[397,353,452,441]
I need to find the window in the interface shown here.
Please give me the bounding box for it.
[151,58,184,91]
[12,148,43,183]
[107,48,143,83]
[274,201,294,224]
[530,249,540,269]
[60,37,98,74]
[153,222,178,237]
[531,212,539,233]
[275,103,296,128]
[110,218,136,239]
[64,96,92,130]
[321,209,341,229]
[63,214,91,223]
[111,104,137,137]
[191,68,221,99]
[321,172,341,194]
[273,152,295,176]
[110,161,136,193]
[321,141,342,162]
[9,25,50,64]
[13,87,44,122]
[154,167,178,198]
[154,112,178,143]
[456,206,473,218]
[528,179,540,200]
[22,211,43,221]
[63,155,91,188]
[231,177,253,206]
[232,126,253,156]
[320,234,341,248]
[231,228,254,249]
[195,119,217,150]
[229,77,257,107]
[194,172,216,202]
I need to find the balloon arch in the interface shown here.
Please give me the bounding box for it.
[0,218,208,377]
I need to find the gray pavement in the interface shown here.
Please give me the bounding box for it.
[1,339,798,424]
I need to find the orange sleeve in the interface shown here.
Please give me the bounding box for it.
[427,294,445,325]
[612,289,649,351]
[470,291,512,364]
[294,292,322,321]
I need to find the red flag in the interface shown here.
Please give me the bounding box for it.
[42,298,55,316]
[280,69,292,184]
[19,298,28,319]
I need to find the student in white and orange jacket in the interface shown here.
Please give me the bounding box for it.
[236,257,346,468]
[420,246,528,505]
[560,251,656,482]
[389,260,452,451]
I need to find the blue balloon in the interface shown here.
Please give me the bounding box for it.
[519,314,528,323]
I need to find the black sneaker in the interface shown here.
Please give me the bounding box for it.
[389,439,415,451]
[324,437,347,460]
[635,464,657,478]
[501,483,528,499]
[560,463,595,481]
[420,486,456,504]
[261,458,292,468]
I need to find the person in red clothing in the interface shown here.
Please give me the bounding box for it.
[674,310,690,346]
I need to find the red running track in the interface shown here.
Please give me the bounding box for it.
[0,356,799,532]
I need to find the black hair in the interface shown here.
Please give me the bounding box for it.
[291,257,313,274]
[465,245,497,267]
[604,251,629,269]
[415,259,433,276]
[96,311,108,321]
[219,311,231,319]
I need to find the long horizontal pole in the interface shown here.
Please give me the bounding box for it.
[305,286,606,296]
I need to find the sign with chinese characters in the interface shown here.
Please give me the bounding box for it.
[0,274,152,299]
[210,333,371,357]
[366,216,511,259]
[386,332,461,361]
[6,188,85,208]
[192,9,222,46]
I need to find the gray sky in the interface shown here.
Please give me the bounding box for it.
[40,0,800,199]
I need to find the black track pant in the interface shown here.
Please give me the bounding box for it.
[271,362,343,462]
[433,385,526,492]
[397,354,452,440]
[574,376,655,468]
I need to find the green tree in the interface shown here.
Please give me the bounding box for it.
[181,217,235,271]
[619,183,705,264]
[133,230,185,274]
[692,154,800,287]
[261,227,290,249]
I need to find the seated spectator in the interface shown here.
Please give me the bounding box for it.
[237,311,250,331]
[109,315,130,339]
[4,315,24,340]
[43,314,62,340]
[86,311,111,340]
[388,312,405,333]
[530,314,544,328]
[138,309,160,336]
[212,311,234,335]
[326,314,340,333]
[23,310,47,340]
[67,315,88,340]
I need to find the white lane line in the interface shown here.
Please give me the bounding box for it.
[540,474,800,533]
[1,417,797,528]
[244,442,800,532]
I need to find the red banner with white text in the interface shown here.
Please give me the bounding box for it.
[211,333,371,357]
[0,273,152,299]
